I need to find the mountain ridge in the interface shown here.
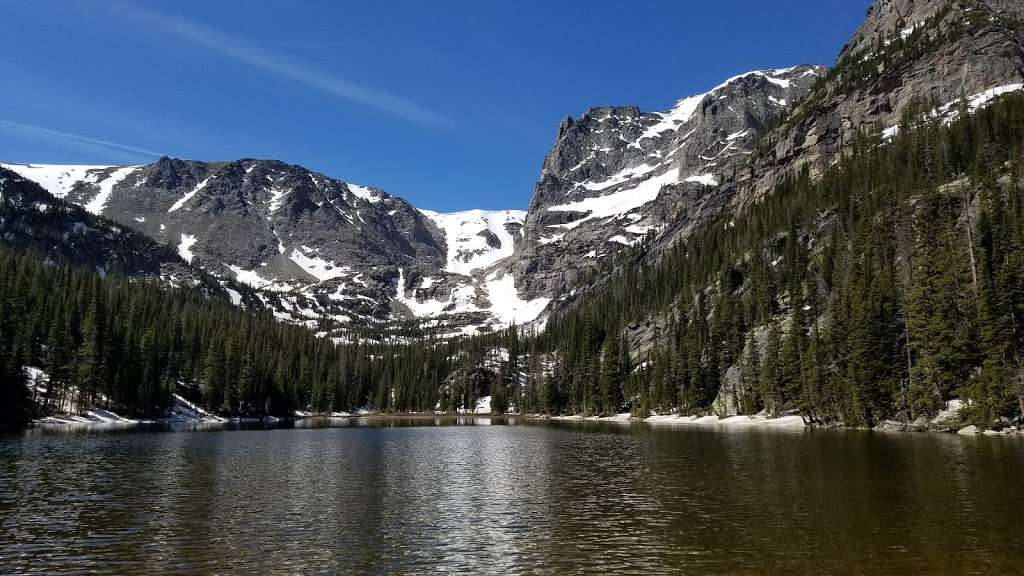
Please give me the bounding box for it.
[1,65,825,336]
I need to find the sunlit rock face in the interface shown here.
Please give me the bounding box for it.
[509,66,824,302]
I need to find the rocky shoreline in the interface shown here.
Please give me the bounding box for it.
[25,398,1022,438]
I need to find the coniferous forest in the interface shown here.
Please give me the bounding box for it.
[3,93,1024,431]
[538,93,1024,428]
[0,244,523,429]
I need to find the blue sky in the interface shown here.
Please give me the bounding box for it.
[0,0,869,211]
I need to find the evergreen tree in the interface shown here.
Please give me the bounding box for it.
[599,336,623,415]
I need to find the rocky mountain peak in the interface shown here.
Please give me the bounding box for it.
[511,65,825,302]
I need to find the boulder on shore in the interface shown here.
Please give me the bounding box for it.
[874,420,906,432]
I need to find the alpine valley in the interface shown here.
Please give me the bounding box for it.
[3,0,1024,434]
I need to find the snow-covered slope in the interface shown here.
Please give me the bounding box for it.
[2,163,144,209]
[0,166,230,295]
[1,159,544,336]
[419,209,525,275]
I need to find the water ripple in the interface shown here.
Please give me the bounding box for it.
[0,420,1022,574]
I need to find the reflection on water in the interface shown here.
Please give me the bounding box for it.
[1,419,1022,574]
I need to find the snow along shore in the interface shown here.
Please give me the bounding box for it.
[32,394,255,428]
[545,412,807,428]
[643,413,807,428]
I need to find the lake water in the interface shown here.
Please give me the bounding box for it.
[1,418,1022,574]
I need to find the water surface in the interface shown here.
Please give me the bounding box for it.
[1,418,1022,574]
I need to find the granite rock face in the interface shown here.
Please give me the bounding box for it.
[737,0,1024,208]
[510,66,825,302]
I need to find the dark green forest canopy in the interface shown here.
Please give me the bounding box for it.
[0,246,520,428]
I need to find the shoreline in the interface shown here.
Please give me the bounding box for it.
[23,409,1022,437]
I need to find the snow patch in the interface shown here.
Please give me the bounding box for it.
[483,273,550,325]
[168,177,212,213]
[684,173,719,186]
[419,209,526,275]
[644,413,806,428]
[348,183,382,203]
[475,396,492,414]
[228,265,290,292]
[548,168,679,229]
[84,166,139,215]
[267,185,289,215]
[167,394,227,422]
[0,163,113,198]
[178,233,198,264]
[946,83,1024,117]
[538,232,566,245]
[289,247,345,281]
[226,287,243,306]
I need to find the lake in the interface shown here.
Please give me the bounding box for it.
[1,418,1022,574]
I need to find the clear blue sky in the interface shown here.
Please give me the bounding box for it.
[0,0,869,212]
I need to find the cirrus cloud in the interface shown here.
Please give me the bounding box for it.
[111,1,452,130]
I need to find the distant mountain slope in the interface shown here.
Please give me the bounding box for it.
[0,166,229,296]
[509,66,825,302]
[1,160,542,336]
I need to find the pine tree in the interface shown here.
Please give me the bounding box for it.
[76,285,107,411]
[44,303,74,413]
[740,330,761,414]
[599,336,623,415]
[201,343,225,412]
[760,323,781,417]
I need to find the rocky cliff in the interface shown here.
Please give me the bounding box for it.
[509,66,825,302]
[737,0,1024,207]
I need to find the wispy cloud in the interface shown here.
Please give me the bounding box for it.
[0,119,164,159]
[111,1,451,129]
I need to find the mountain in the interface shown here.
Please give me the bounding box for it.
[509,66,825,301]
[0,160,540,336]
[0,166,233,297]
[2,66,823,336]
[5,0,1024,430]
[533,0,1024,427]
